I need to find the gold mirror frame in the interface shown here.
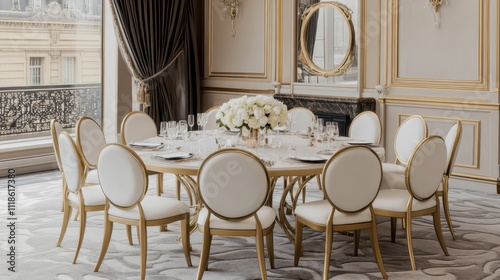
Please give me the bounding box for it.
[299,2,355,77]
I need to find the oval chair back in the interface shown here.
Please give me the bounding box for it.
[197,148,270,221]
[288,107,314,132]
[204,106,220,131]
[322,146,382,213]
[444,121,462,176]
[58,132,86,194]
[349,111,382,144]
[406,136,447,201]
[97,144,148,209]
[76,116,106,169]
[50,119,64,172]
[394,115,427,165]
[121,111,158,145]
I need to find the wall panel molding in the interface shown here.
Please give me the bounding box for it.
[389,0,489,90]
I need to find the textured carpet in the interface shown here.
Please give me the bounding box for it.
[1,170,500,280]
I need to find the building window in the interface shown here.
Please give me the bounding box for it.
[63,0,75,11]
[62,57,76,84]
[32,0,43,9]
[29,57,43,86]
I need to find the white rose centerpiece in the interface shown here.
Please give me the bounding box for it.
[216,95,288,137]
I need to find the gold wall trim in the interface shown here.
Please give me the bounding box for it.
[398,113,481,170]
[390,0,489,90]
[202,87,274,94]
[208,0,270,79]
[452,173,498,183]
[384,96,500,110]
[277,0,283,83]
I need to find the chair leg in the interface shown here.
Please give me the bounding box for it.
[256,229,267,280]
[404,212,416,271]
[139,222,148,280]
[56,203,72,247]
[72,208,87,264]
[390,217,397,243]
[94,218,114,272]
[433,209,449,256]
[323,226,334,280]
[266,231,275,269]
[442,177,456,240]
[354,230,360,256]
[196,228,212,280]
[73,209,80,221]
[294,221,304,266]
[126,225,133,245]
[176,178,181,200]
[156,173,164,196]
[369,220,388,279]
[181,215,192,267]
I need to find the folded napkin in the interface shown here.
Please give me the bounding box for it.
[129,142,163,148]
[155,152,193,160]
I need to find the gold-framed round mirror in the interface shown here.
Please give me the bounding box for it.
[299,2,355,77]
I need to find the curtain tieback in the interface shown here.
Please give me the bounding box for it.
[135,50,184,106]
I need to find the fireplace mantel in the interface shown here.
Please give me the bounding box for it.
[273,94,377,135]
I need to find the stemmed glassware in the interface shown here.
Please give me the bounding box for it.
[326,122,339,150]
[177,120,188,140]
[197,113,203,130]
[201,113,208,130]
[166,121,178,150]
[188,114,195,131]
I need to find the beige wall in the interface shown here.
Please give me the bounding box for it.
[202,0,500,191]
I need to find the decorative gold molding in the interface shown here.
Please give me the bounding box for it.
[208,0,270,79]
[202,87,274,94]
[398,113,480,170]
[277,0,282,83]
[383,96,500,110]
[390,0,489,91]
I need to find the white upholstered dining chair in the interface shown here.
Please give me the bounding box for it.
[121,111,165,197]
[288,107,314,132]
[196,148,275,280]
[56,131,106,264]
[294,146,387,280]
[75,116,105,185]
[373,136,449,271]
[94,143,192,280]
[348,111,382,144]
[203,105,220,130]
[437,121,462,240]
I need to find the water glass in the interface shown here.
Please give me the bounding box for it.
[178,120,188,138]
[166,121,178,149]
[188,114,195,131]
[197,113,203,130]
[160,121,168,138]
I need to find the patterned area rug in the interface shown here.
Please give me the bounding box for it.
[1,170,500,280]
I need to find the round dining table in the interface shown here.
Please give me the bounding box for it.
[133,130,385,243]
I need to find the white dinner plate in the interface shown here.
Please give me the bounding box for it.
[292,155,328,163]
[346,140,372,146]
[154,152,194,160]
[129,142,163,149]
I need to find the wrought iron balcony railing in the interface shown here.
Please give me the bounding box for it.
[0,84,101,137]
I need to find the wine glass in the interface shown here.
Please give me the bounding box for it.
[160,121,168,138]
[197,113,203,130]
[188,114,195,131]
[201,113,208,130]
[326,122,339,150]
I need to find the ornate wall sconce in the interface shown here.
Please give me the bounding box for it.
[220,0,241,37]
[425,0,448,28]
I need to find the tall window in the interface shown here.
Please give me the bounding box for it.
[63,0,75,11]
[0,1,102,139]
[32,0,43,9]
[62,57,75,84]
[29,57,42,85]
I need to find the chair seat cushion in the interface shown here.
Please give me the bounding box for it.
[108,196,189,220]
[295,200,372,226]
[373,189,437,213]
[197,206,276,230]
[68,185,106,206]
[85,169,100,185]
[380,163,406,190]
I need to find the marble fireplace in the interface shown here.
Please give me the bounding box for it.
[273,94,377,136]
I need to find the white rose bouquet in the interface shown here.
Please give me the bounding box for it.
[216,95,288,136]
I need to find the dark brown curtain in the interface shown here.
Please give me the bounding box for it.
[109,0,201,127]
